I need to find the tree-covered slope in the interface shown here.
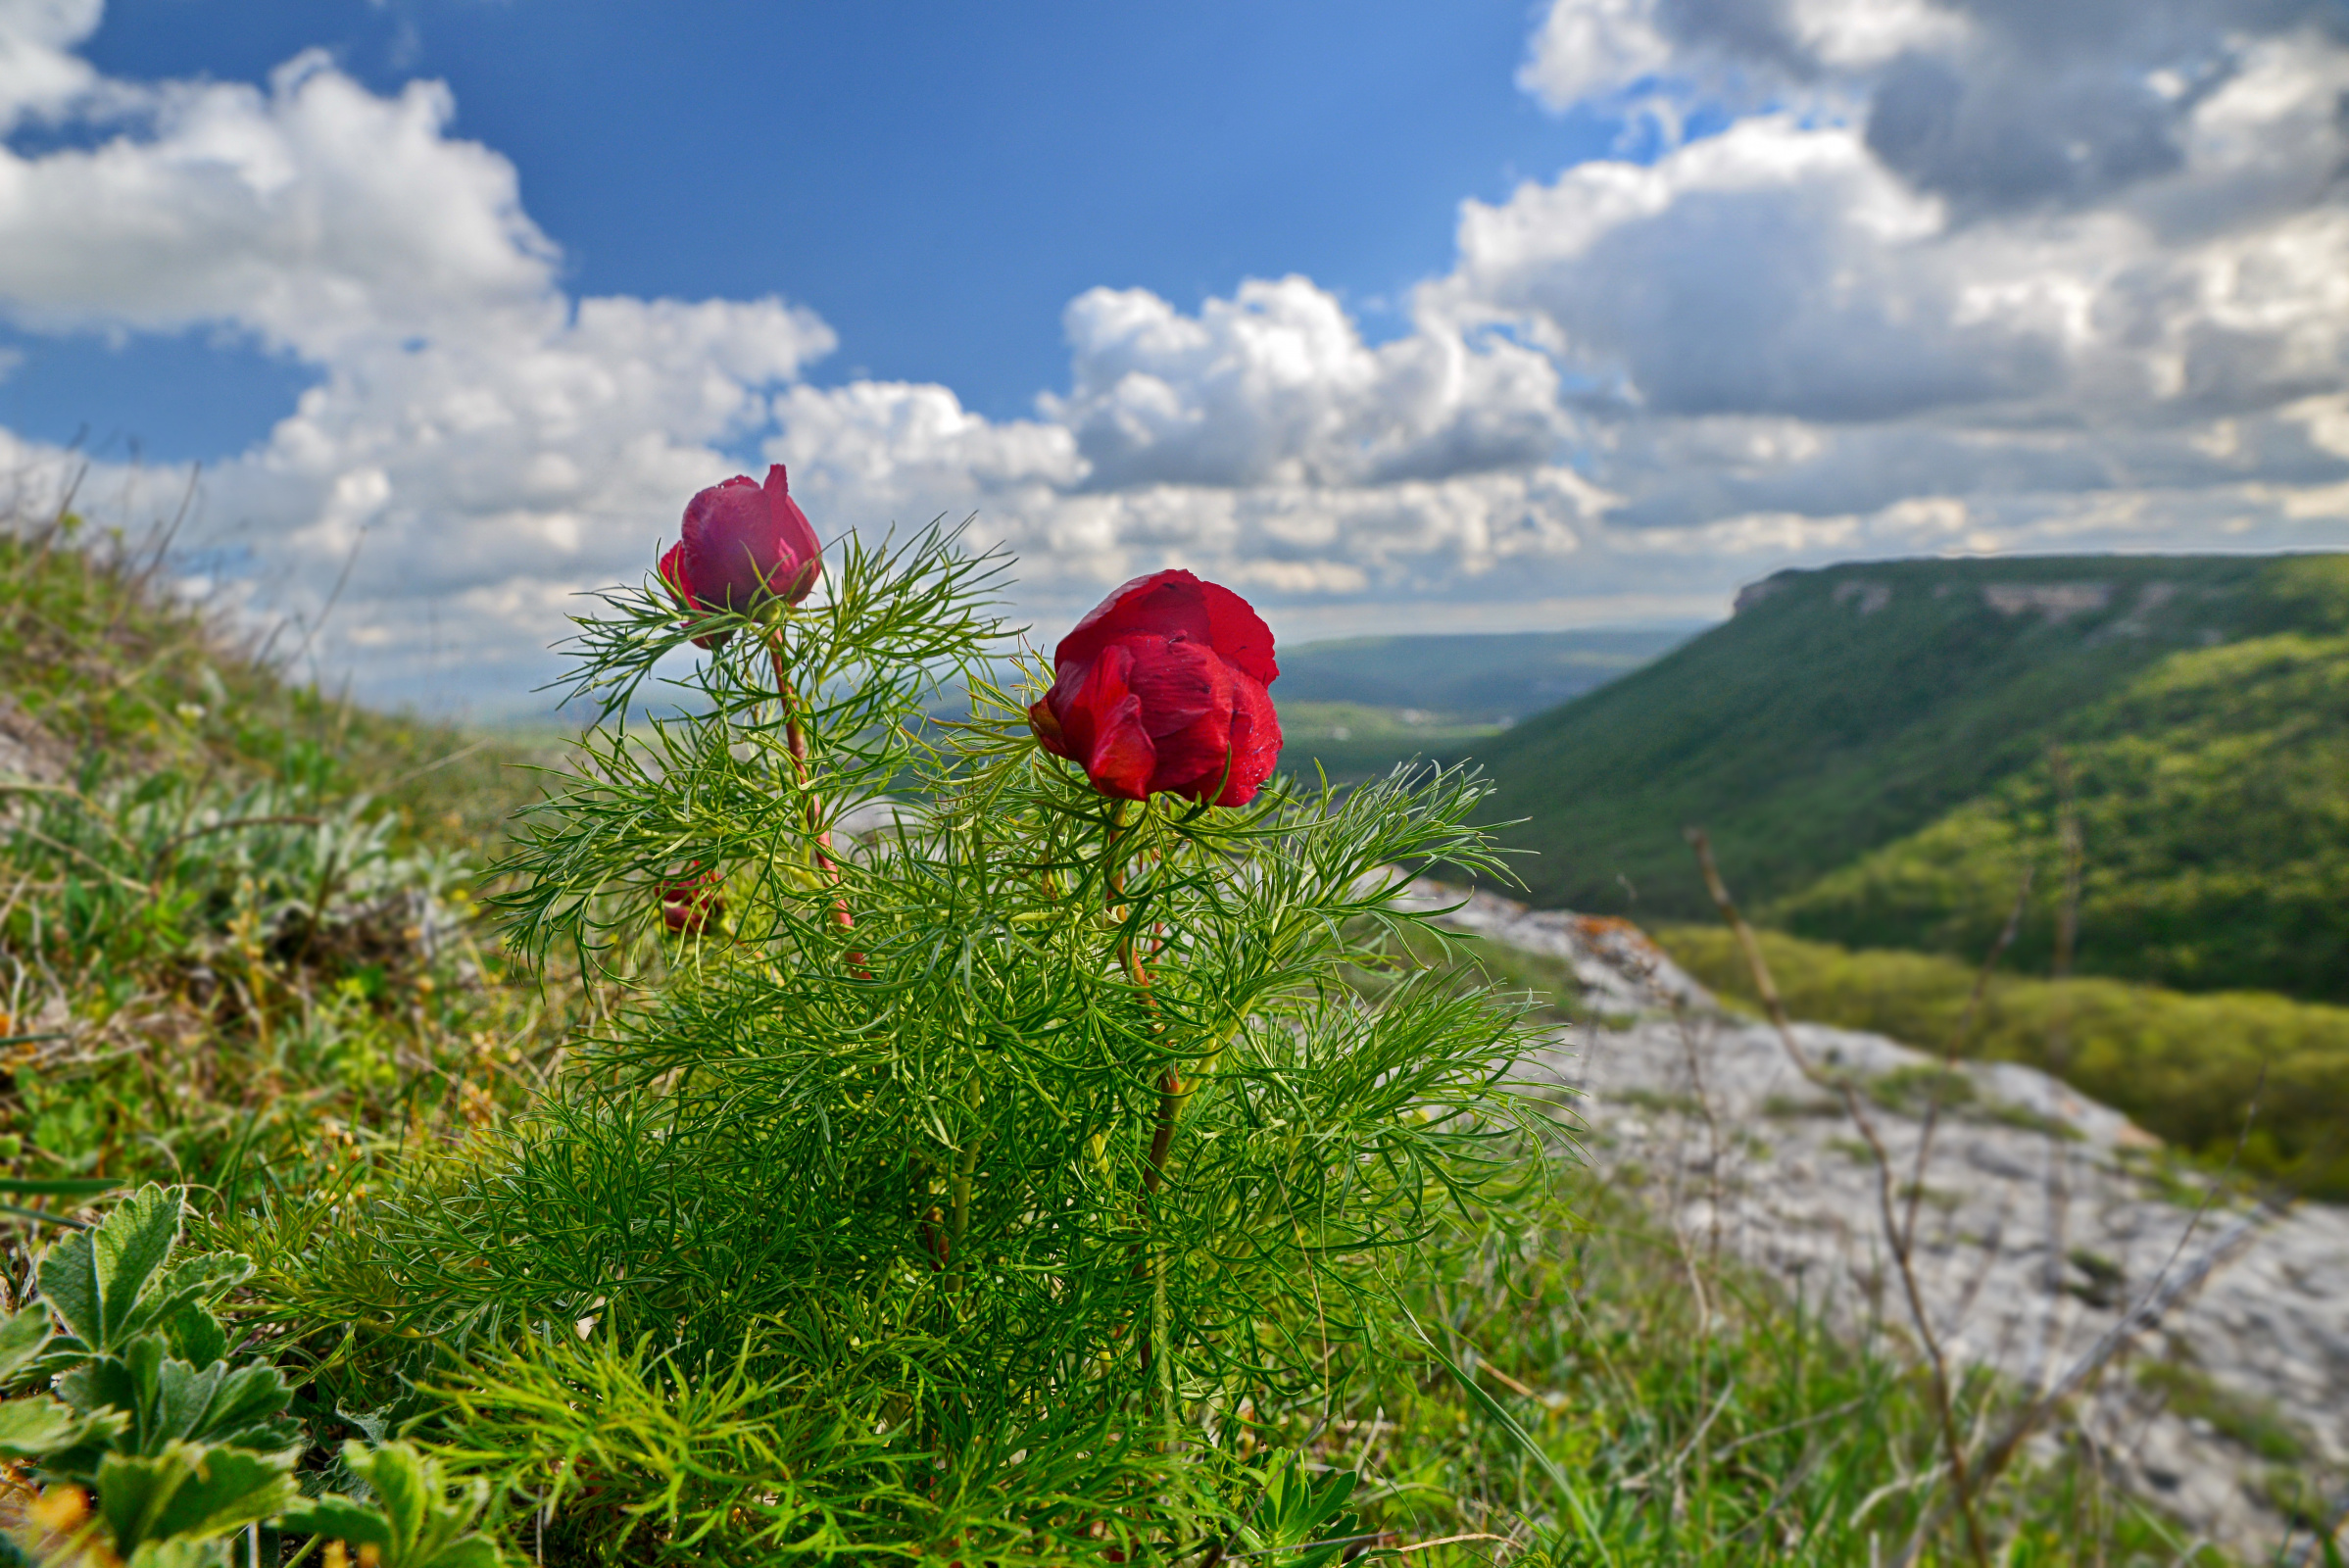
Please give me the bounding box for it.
[1468,555,2346,958]
[1776,612,2349,999]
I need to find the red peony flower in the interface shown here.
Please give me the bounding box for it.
[1029,568,1282,806]
[660,865,723,936]
[658,465,822,648]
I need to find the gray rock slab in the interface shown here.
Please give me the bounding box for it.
[1405,879,2349,1557]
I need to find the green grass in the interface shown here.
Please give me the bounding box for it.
[1346,1177,2235,1566]
[0,516,557,854]
[1465,554,2349,1004]
[0,514,564,1210]
[1651,921,2349,1199]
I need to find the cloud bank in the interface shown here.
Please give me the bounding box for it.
[1,0,2346,706]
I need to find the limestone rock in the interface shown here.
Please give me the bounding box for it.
[1407,878,2349,1557]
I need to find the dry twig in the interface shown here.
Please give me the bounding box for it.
[1684,826,1992,1568]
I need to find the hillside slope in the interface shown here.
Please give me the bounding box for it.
[1469,555,2349,989]
[1777,618,2349,997]
[3,516,2286,1565]
[1412,880,2349,1556]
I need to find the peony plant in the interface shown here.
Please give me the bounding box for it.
[256,482,1551,1564]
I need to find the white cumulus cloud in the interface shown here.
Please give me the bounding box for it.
[0,2,835,701]
[0,0,2346,710]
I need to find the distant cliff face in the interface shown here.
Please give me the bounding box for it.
[1468,553,2349,999]
[1731,573,1793,615]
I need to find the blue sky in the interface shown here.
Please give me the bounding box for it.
[1,0,2346,710]
[16,0,1618,453]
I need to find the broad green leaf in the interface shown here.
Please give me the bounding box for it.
[55,1337,297,1464]
[152,1351,221,1454]
[355,1440,434,1556]
[117,1253,251,1350]
[0,1305,51,1386]
[182,1363,298,1452]
[163,1303,226,1371]
[38,1227,103,1353]
[293,1443,512,1568]
[124,1539,231,1568]
[96,1441,301,1554]
[0,1395,91,1457]
[39,1185,179,1355]
[89,1187,181,1350]
[57,1348,147,1467]
[277,1496,391,1549]
[418,1540,507,1568]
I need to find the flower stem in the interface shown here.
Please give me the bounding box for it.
[949,1075,982,1295]
[1107,804,1182,1379]
[770,640,861,961]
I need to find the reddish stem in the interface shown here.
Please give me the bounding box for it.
[770,643,863,964]
[1108,811,1182,1376]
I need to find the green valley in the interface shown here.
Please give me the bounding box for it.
[1276,625,1689,780]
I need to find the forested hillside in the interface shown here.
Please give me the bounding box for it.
[1470,553,2349,1000]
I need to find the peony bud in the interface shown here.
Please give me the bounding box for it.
[658,465,822,648]
[660,865,723,936]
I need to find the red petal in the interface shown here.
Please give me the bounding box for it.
[1086,702,1155,801]
[1053,569,1278,690]
[683,473,781,612]
[1028,694,1070,758]
[658,541,698,610]
[1127,642,1237,799]
[1052,648,1154,801]
[1054,569,1210,670]
[1199,580,1277,686]
[1121,637,1222,740]
[762,465,823,606]
[1215,669,1282,806]
[660,540,732,649]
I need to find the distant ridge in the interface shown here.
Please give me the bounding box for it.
[1277,626,1693,723]
[1466,553,2349,1002]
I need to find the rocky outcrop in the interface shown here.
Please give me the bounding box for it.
[1982,581,2116,621]
[1403,879,2349,1558]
